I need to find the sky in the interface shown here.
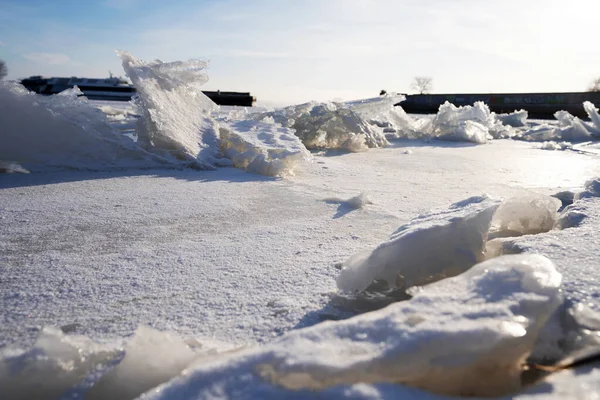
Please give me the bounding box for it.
[1,0,599,105]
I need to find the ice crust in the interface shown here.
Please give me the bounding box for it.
[337,195,501,292]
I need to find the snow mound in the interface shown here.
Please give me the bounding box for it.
[218,119,309,177]
[336,195,501,292]
[144,254,562,398]
[260,101,388,152]
[0,81,169,171]
[490,194,562,237]
[497,109,528,127]
[118,51,225,169]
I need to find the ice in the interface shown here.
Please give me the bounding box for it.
[259,101,388,152]
[218,119,309,177]
[336,195,501,292]
[0,81,170,171]
[86,326,198,400]
[575,177,600,200]
[430,101,515,144]
[490,193,562,237]
[583,101,600,132]
[540,141,572,151]
[143,254,562,398]
[520,105,600,142]
[344,94,427,140]
[118,51,224,169]
[0,326,120,400]
[497,110,528,128]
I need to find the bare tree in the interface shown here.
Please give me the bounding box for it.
[411,76,433,94]
[0,60,6,80]
[588,77,600,92]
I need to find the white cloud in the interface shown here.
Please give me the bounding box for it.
[22,52,71,65]
[0,41,5,46]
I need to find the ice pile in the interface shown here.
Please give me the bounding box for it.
[257,101,389,152]
[430,101,516,144]
[119,50,309,176]
[519,102,600,142]
[0,81,170,171]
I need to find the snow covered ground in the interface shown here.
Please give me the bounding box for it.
[2,52,600,399]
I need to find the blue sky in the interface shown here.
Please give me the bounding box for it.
[1,0,599,105]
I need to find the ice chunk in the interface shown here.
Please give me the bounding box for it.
[490,194,562,237]
[497,110,528,127]
[345,94,427,140]
[583,101,600,133]
[259,101,388,152]
[0,81,170,171]
[143,254,562,398]
[520,106,600,142]
[86,326,197,400]
[118,51,224,169]
[0,326,119,400]
[540,141,572,151]
[218,119,309,177]
[336,195,500,292]
[325,192,373,210]
[574,177,600,200]
[430,101,513,143]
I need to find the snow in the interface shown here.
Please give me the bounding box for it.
[142,254,562,399]
[118,51,224,169]
[0,81,170,171]
[4,50,600,399]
